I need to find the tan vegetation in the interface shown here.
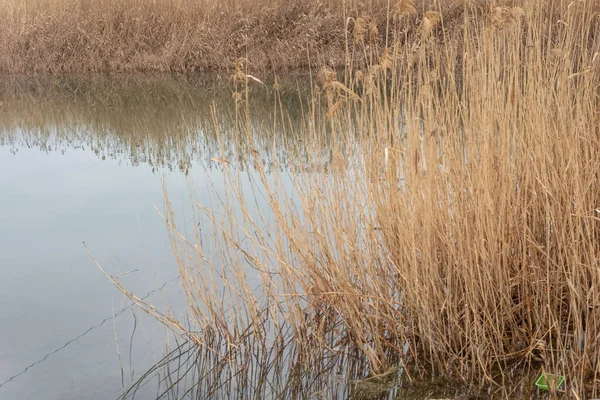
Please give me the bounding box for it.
[0,0,348,73]
[72,0,600,397]
[1,0,584,75]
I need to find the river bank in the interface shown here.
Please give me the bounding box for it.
[0,0,558,75]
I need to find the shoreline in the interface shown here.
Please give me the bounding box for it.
[1,0,352,75]
[0,0,495,75]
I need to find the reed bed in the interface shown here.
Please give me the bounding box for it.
[0,0,550,75]
[91,0,600,397]
[0,0,347,74]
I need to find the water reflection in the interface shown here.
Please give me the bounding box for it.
[0,76,444,400]
[0,75,313,174]
[0,75,346,400]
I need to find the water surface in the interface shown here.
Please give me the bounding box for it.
[0,75,308,399]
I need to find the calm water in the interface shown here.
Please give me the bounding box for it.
[0,76,492,400]
[0,76,309,400]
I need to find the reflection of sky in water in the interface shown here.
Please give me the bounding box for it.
[0,75,313,174]
[0,78,304,399]
[0,144,192,399]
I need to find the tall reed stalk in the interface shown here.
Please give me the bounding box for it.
[101,0,600,397]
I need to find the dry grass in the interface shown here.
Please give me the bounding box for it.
[0,0,346,74]
[0,0,568,75]
[84,0,600,397]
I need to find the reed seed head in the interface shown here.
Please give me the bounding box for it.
[421,11,441,36]
[394,0,416,19]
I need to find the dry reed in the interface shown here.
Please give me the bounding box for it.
[0,0,571,75]
[87,0,600,396]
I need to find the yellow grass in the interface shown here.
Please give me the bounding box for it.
[0,0,567,75]
[70,0,599,396]
[0,0,348,73]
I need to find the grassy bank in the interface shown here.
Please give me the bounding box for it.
[0,0,355,74]
[1,0,585,75]
[75,0,600,397]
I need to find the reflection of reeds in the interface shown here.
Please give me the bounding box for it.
[0,75,317,173]
[98,1,599,397]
